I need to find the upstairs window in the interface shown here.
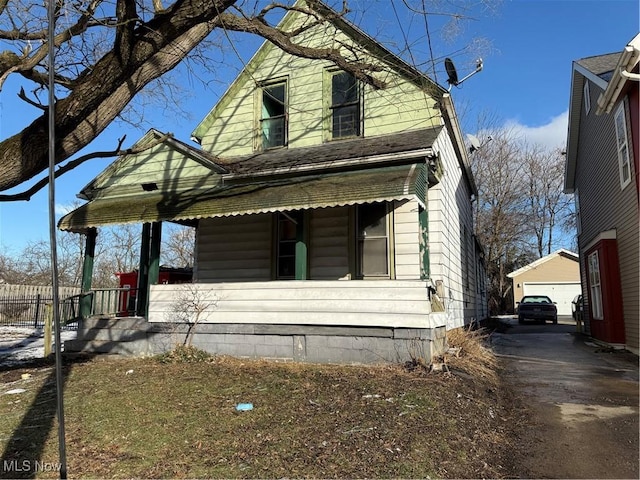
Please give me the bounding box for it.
[614,102,631,189]
[331,71,361,139]
[261,82,287,149]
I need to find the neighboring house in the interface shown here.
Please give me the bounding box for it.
[564,33,639,354]
[507,249,581,316]
[60,0,488,364]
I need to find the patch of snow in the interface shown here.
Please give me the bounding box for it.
[0,326,76,367]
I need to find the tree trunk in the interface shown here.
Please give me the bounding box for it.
[0,0,237,192]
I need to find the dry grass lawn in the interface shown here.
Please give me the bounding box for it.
[0,326,527,479]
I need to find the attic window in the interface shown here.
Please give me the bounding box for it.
[141,182,158,192]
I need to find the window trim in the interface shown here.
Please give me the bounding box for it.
[355,202,393,279]
[274,211,307,280]
[614,101,631,190]
[583,81,591,115]
[258,79,288,150]
[587,251,603,320]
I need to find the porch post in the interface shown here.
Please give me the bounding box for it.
[147,222,162,316]
[149,222,162,284]
[80,227,97,318]
[136,223,151,316]
[419,205,430,279]
[295,212,308,280]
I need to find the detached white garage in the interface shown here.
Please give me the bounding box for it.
[523,282,582,316]
[508,250,581,316]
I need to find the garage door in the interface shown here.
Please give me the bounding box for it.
[523,282,582,316]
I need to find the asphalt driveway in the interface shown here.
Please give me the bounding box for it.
[491,316,639,479]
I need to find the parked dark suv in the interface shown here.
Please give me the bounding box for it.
[517,295,558,324]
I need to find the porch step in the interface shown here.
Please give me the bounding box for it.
[64,316,170,356]
[64,338,150,356]
[80,316,149,331]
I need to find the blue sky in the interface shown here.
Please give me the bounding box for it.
[0,0,638,253]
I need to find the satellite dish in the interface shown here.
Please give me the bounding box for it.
[467,134,481,153]
[445,58,459,88]
[444,57,484,91]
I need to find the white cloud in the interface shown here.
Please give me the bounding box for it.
[503,110,569,151]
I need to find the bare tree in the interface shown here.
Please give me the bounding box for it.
[469,120,576,314]
[470,126,533,313]
[0,0,498,196]
[0,249,26,284]
[165,283,218,346]
[522,145,574,257]
[0,0,385,193]
[13,233,85,286]
[162,224,196,268]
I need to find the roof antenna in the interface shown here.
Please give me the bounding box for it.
[445,58,483,91]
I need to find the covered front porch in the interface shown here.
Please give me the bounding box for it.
[65,279,446,363]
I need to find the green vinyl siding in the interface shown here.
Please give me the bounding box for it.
[194,5,441,158]
[83,132,222,201]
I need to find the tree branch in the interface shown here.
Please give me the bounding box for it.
[0,132,173,202]
[214,11,386,89]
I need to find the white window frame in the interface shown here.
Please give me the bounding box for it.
[614,102,631,190]
[587,251,603,320]
[583,81,591,114]
[356,203,391,279]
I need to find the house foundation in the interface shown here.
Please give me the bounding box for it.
[64,317,447,365]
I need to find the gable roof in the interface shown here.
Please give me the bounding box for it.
[565,33,640,193]
[78,129,225,201]
[507,249,579,278]
[191,0,446,142]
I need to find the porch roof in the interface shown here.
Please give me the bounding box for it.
[58,163,426,232]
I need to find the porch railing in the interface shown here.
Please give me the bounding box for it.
[0,288,139,330]
[84,287,139,318]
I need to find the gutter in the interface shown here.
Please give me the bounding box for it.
[596,34,640,115]
[220,148,434,181]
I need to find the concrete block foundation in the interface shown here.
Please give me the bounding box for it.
[65,317,448,365]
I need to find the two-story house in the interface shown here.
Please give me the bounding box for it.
[564,33,639,354]
[60,0,488,364]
